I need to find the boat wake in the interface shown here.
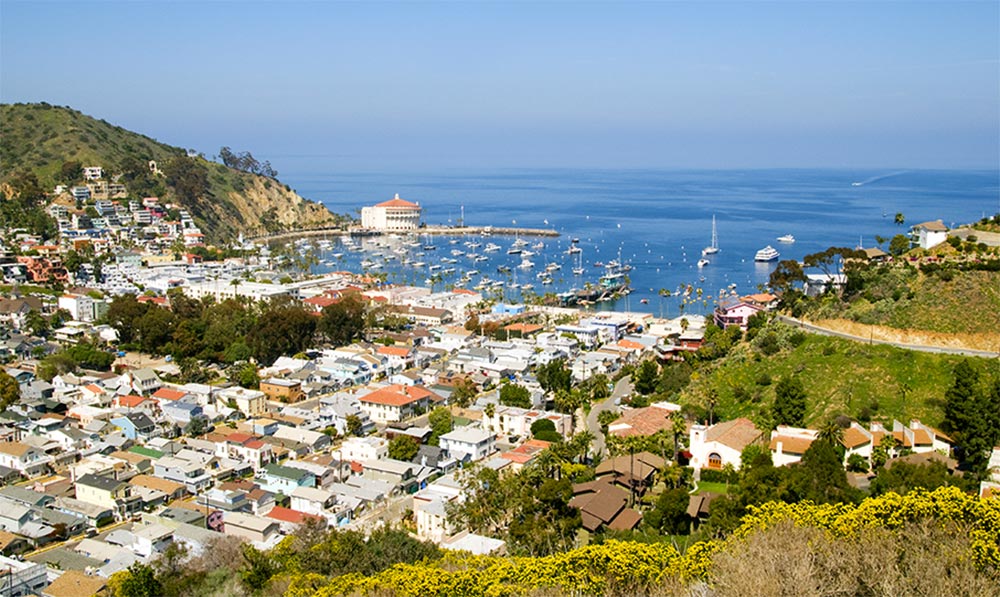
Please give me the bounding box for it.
[851,170,909,187]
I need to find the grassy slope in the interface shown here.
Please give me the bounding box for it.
[884,270,1000,334]
[0,102,342,240]
[0,102,182,186]
[679,333,985,429]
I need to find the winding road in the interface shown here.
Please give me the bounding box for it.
[776,315,999,359]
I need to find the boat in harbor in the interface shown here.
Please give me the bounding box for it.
[777,234,795,243]
[754,245,780,262]
[697,258,710,268]
[702,215,720,255]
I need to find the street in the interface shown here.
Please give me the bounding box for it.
[585,375,632,459]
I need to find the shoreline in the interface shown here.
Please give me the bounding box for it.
[251,225,559,244]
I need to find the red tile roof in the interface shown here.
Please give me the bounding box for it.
[153,388,187,401]
[376,196,419,208]
[118,395,149,408]
[360,384,437,407]
[377,345,411,358]
[266,506,322,524]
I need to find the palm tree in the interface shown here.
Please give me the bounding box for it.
[817,417,845,448]
[658,288,671,319]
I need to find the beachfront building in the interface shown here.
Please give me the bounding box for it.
[360,194,422,231]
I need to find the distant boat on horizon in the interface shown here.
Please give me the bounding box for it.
[776,234,795,244]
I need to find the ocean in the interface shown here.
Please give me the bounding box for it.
[277,168,1000,316]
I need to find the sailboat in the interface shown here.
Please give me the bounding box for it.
[572,247,585,276]
[702,215,720,255]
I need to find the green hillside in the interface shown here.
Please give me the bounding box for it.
[678,328,982,429]
[0,102,344,241]
[0,102,183,186]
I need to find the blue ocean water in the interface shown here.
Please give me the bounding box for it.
[279,168,1000,315]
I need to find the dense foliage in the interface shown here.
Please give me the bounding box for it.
[106,293,366,367]
[103,486,996,597]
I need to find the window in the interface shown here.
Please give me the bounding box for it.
[708,453,723,469]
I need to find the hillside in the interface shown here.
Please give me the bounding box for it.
[677,325,975,429]
[0,102,345,241]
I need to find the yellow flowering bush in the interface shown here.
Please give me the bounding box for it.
[281,487,998,596]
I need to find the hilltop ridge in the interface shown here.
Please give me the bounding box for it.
[0,102,346,241]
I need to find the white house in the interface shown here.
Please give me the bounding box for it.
[412,473,463,543]
[910,220,949,250]
[688,418,763,471]
[339,436,388,462]
[439,427,496,463]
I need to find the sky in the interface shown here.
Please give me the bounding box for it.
[1,1,998,172]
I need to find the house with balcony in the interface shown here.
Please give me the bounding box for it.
[0,442,52,478]
[74,473,141,520]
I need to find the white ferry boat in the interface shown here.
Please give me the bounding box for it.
[754,245,780,262]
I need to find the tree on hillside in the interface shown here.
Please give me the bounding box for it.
[769,259,807,294]
[773,375,806,427]
[163,156,210,204]
[943,360,1000,476]
[388,435,419,461]
[450,377,478,408]
[59,160,82,184]
[889,234,910,257]
[785,440,858,505]
[644,487,691,535]
[318,295,366,346]
[536,359,571,394]
[428,407,453,446]
[499,383,531,408]
[530,419,562,443]
[634,360,659,395]
[894,212,905,226]
[0,371,20,412]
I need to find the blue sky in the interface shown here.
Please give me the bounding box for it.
[1,1,998,171]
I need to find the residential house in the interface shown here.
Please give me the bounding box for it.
[910,220,949,250]
[0,442,52,477]
[220,387,267,417]
[256,463,315,495]
[126,368,163,396]
[438,427,496,463]
[152,456,213,493]
[569,479,642,533]
[713,299,763,331]
[74,474,141,520]
[688,418,764,471]
[594,452,664,497]
[608,403,681,439]
[110,412,158,441]
[358,384,442,423]
[770,426,818,467]
[222,512,279,544]
[260,378,304,403]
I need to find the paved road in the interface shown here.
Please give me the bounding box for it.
[777,315,1000,359]
[586,375,632,459]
